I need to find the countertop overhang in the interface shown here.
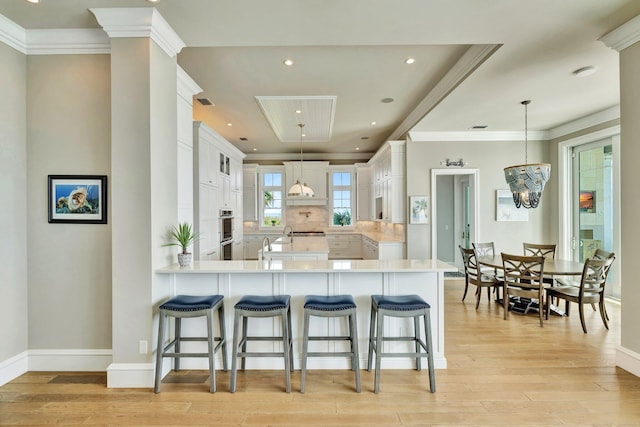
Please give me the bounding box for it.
[156,259,457,274]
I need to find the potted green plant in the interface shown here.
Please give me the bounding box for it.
[163,222,199,267]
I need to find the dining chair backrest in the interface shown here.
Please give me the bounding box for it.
[472,242,495,257]
[501,253,546,290]
[589,250,615,284]
[459,246,475,278]
[578,257,614,296]
[523,242,556,260]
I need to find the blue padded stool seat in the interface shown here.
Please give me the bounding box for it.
[367,294,435,394]
[230,295,293,393]
[301,295,360,393]
[154,294,227,393]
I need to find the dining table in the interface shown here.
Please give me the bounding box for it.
[476,255,585,316]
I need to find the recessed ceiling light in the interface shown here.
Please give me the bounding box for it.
[146,0,159,3]
[283,59,294,66]
[381,97,394,103]
[573,66,596,77]
[356,147,360,151]
[25,0,39,3]
[405,58,415,65]
[295,110,302,114]
[253,148,257,151]
[227,123,232,127]
[370,121,377,126]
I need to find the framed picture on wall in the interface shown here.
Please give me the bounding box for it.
[409,195,429,224]
[48,175,107,224]
[496,189,528,222]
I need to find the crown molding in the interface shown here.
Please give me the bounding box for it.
[244,152,373,162]
[90,7,185,58]
[0,13,26,53]
[600,14,640,52]
[547,105,619,140]
[177,66,203,101]
[408,130,549,142]
[387,43,501,140]
[26,29,110,54]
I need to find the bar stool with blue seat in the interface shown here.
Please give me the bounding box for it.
[154,294,227,393]
[230,294,293,393]
[367,294,435,393]
[301,294,360,393]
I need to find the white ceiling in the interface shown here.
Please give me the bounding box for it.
[1,0,639,162]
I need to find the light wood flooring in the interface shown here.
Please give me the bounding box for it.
[2,278,640,426]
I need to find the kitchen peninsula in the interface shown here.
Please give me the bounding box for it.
[155,258,456,377]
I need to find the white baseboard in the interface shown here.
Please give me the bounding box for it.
[616,345,640,378]
[28,349,112,371]
[107,363,155,388]
[0,351,28,387]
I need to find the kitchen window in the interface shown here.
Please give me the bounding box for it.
[330,171,354,227]
[261,170,283,228]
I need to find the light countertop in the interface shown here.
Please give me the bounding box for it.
[156,259,457,274]
[263,236,329,254]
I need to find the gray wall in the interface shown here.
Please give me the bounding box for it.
[436,175,455,262]
[0,43,28,362]
[620,41,640,356]
[26,54,112,349]
[406,138,552,259]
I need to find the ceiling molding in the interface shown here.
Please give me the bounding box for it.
[599,14,640,52]
[90,7,185,58]
[0,13,26,53]
[387,43,501,141]
[177,66,203,100]
[26,29,110,54]
[408,130,549,142]
[244,151,373,162]
[547,105,620,140]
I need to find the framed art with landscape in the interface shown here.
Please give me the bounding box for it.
[48,175,107,224]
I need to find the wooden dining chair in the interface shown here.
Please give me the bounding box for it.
[472,242,501,300]
[459,246,501,309]
[523,242,556,291]
[501,253,546,327]
[556,249,615,320]
[545,256,614,333]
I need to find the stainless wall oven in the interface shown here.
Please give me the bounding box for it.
[219,209,233,260]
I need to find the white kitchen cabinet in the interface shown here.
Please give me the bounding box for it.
[366,141,405,224]
[356,165,371,221]
[284,161,329,205]
[219,175,231,208]
[362,236,378,260]
[327,234,362,259]
[378,242,405,260]
[243,164,258,221]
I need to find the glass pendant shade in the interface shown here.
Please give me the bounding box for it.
[287,123,315,197]
[503,100,550,209]
[503,163,551,208]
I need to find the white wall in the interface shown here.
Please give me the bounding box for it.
[0,42,28,365]
[406,138,552,259]
[26,54,112,349]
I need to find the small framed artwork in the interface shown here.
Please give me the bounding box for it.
[409,195,429,224]
[580,190,596,213]
[496,189,528,222]
[48,175,107,224]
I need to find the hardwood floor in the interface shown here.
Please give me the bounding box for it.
[2,278,640,426]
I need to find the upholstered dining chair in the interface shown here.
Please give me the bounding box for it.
[545,256,614,333]
[501,253,546,327]
[459,246,501,309]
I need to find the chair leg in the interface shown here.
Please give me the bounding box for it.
[423,310,435,393]
[413,315,421,370]
[599,299,609,330]
[230,310,241,393]
[300,309,310,393]
[218,303,228,371]
[206,309,216,393]
[475,287,481,310]
[281,309,291,393]
[578,302,587,333]
[462,277,469,301]
[503,286,509,320]
[154,311,166,394]
[367,303,376,372]
[374,312,384,394]
[174,318,181,370]
[349,312,361,393]
[287,306,294,372]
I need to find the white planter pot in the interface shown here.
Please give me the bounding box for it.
[177,253,192,267]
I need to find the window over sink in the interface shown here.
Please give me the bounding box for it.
[260,169,284,228]
[330,171,354,227]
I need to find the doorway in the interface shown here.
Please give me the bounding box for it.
[431,168,479,270]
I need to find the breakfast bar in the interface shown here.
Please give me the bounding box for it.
[155,259,456,375]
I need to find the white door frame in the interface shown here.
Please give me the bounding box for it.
[430,168,480,261]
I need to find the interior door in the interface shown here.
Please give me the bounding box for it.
[572,140,618,299]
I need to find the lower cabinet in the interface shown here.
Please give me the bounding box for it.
[327,234,362,259]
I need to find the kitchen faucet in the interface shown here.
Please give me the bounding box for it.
[262,236,272,252]
[283,225,293,242]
